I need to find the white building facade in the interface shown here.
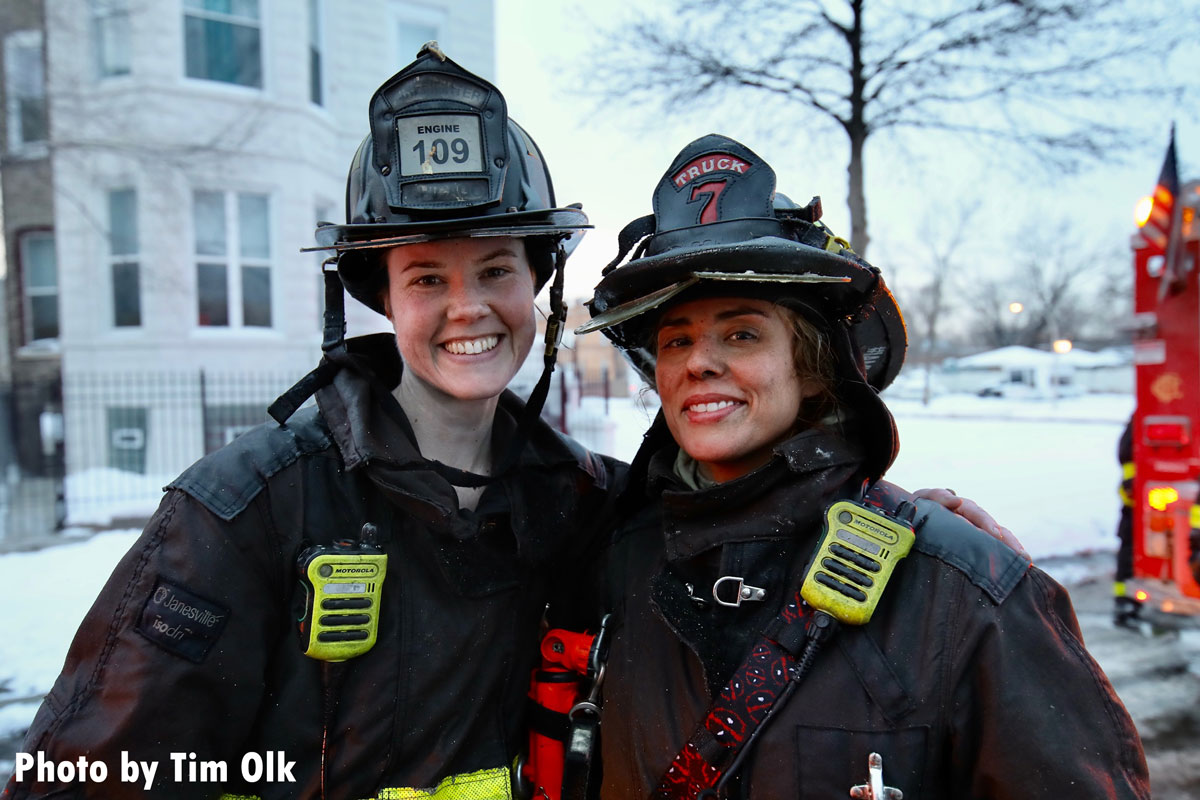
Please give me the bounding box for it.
[22,0,494,487]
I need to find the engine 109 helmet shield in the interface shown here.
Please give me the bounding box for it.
[372,54,505,212]
[310,44,590,313]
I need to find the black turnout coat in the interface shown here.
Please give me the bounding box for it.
[6,335,620,800]
[597,423,1150,800]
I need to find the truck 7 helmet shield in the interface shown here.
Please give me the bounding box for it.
[578,133,906,477]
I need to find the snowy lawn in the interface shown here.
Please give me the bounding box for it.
[0,391,1135,761]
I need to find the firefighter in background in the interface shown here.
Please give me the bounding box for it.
[4,47,621,799]
[1114,416,1140,627]
[579,133,1149,798]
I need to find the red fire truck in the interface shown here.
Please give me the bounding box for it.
[1129,173,1200,624]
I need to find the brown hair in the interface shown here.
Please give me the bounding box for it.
[774,301,837,428]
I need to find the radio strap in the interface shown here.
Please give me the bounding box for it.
[650,481,912,800]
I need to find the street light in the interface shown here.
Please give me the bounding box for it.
[1052,339,1073,354]
[1008,302,1024,315]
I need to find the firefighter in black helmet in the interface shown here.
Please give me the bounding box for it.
[578,133,1149,799]
[6,46,621,800]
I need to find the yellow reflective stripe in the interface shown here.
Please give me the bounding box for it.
[1190,504,1200,529]
[1119,485,1134,507]
[1113,581,1127,598]
[1122,462,1136,480]
[377,767,512,800]
[220,766,511,800]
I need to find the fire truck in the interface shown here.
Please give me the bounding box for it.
[1129,173,1200,625]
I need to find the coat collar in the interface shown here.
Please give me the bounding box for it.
[314,333,580,537]
[646,424,866,561]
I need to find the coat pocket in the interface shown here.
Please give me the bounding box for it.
[793,725,929,799]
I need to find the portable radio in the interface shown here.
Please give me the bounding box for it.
[800,500,915,625]
[297,534,387,662]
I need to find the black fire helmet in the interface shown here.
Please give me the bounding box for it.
[272,45,590,488]
[576,133,906,478]
[313,43,590,314]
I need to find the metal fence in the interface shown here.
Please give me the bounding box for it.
[0,370,307,548]
[0,367,625,549]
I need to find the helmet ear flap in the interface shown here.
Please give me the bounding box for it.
[336,250,388,316]
[525,238,556,292]
[827,320,899,477]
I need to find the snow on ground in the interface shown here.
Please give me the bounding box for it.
[64,469,174,527]
[885,393,1134,560]
[0,391,1137,763]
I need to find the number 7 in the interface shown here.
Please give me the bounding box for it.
[689,180,728,225]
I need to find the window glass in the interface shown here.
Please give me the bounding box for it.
[193,191,226,256]
[109,188,140,327]
[20,231,57,342]
[92,0,131,77]
[25,236,56,288]
[309,0,323,105]
[242,266,271,327]
[109,188,138,255]
[183,0,261,87]
[113,262,141,327]
[30,296,58,340]
[184,0,260,15]
[194,190,271,328]
[5,32,48,149]
[197,263,229,326]
[19,96,47,144]
[238,193,269,258]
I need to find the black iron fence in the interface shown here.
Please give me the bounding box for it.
[0,370,307,547]
[0,367,628,549]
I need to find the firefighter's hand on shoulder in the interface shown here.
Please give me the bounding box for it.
[914,487,1030,562]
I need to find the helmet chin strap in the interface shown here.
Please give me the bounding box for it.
[269,248,569,489]
[267,259,351,424]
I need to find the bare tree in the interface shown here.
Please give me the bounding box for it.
[580,0,1194,255]
[903,201,978,404]
[966,223,1121,349]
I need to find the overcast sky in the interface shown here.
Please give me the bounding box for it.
[495,0,1200,310]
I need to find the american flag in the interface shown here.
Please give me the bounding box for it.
[1140,127,1178,254]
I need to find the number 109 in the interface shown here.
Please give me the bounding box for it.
[413,138,470,165]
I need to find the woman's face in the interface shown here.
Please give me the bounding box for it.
[655,296,814,483]
[384,236,537,403]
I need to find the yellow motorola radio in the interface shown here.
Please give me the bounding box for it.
[297,527,387,662]
[801,500,916,625]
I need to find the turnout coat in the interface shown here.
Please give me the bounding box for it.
[6,335,619,800]
[598,423,1150,800]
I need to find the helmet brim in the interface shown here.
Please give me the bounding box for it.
[579,237,906,391]
[309,206,590,251]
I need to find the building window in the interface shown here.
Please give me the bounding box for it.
[183,0,262,88]
[19,230,58,343]
[91,0,131,77]
[108,189,141,327]
[4,30,48,153]
[392,3,444,62]
[193,190,272,328]
[308,0,323,105]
